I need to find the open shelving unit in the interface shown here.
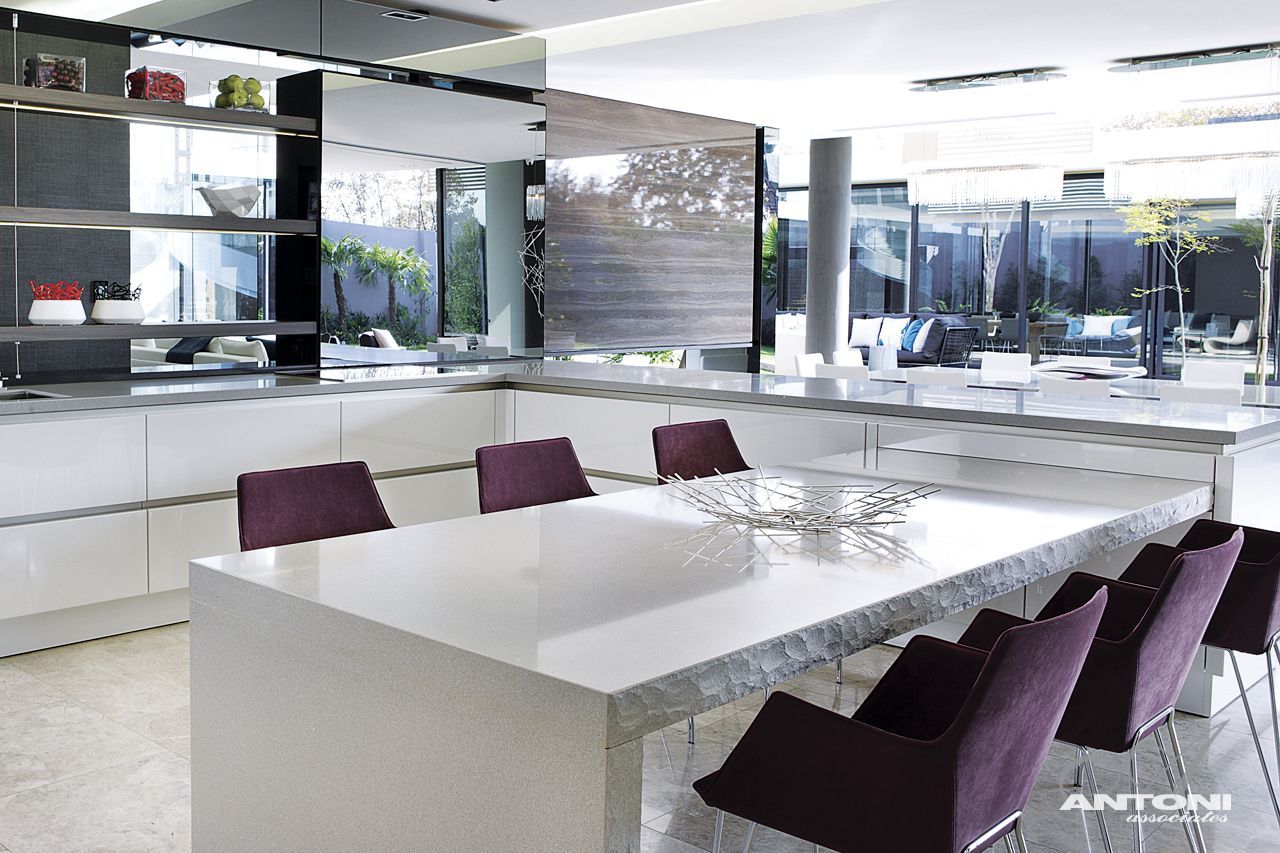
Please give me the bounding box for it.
[0,82,318,136]
[0,320,316,343]
[0,206,316,235]
[0,10,325,377]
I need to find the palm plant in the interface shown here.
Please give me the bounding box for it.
[398,247,434,332]
[320,234,367,330]
[357,242,403,325]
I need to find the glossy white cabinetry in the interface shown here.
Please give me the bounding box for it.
[147,400,341,500]
[375,470,480,527]
[342,391,496,474]
[514,391,668,478]
[148,499,240,594]
[878,424,1214,482]
[0,415,145,519]
[669,404,867,468]
[0,511,147,619]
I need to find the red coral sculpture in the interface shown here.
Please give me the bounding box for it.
[30,280,83,300]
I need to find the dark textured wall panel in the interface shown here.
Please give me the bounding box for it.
[543,90,756,353]
[0,25,132,377]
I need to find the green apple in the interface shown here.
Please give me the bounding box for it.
[244,77,262,95]
[214,93,232,108]
[217,77,232,94]
[225,74,244,91]
[247,93,265,109]
[230,90,248,108]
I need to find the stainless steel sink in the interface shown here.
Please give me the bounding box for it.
[0,389,69,401]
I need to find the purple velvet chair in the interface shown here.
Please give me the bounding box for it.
[475,437,596,514]
[236,461,394,551]
[693,590,1108,853]
[959,530,1244,853]
[1119,518,1280,828]
[652,419,750,481]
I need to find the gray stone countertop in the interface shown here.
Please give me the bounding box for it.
[5,360,1280,447]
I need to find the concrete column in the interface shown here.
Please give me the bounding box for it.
[804,137,852,359]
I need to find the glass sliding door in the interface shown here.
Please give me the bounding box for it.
[1026,177,1145,364]
[914,202,1021,349]
[851,185,911,312]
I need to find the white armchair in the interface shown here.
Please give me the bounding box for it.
[1204,320,1255,355]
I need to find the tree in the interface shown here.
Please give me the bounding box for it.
[356,242,404,325]
[761,215,778,304]
[980,203,1018,314]
[1120,199,1224,363]
[397,246,434,334]
[1232,192,1280,383]
[444,218,485,333]
[320,234,367,331]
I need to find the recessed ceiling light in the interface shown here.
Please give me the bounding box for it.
[910,69,1065,93]
[1110,43,1278,72]
[381,9,430,22]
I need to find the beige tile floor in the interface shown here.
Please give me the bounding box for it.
[1,626,1279,852]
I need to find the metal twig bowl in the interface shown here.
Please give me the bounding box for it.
[660,471,938,533]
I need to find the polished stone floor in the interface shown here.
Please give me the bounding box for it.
[1,625,1278,852]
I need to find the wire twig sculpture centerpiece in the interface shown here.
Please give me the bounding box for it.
[661,471,939,534]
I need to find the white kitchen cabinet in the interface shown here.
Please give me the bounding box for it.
[514,391,668,478]
[342,391,496,474]
[147,400,341,500]
[669,404,867,468]
[375,469,481,528]
[0,415,145,519]
[148,498,240,593]
[0,510,148,619]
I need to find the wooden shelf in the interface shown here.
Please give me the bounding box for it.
[0,83,317,135]
[0,321,316,343]
[0,207,317,235]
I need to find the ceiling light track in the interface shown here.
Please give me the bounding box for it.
[1110,43,1279,72]
[910,68,1065,93]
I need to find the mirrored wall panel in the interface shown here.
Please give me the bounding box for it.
[543,90,758,353]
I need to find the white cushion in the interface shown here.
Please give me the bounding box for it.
[879,317,910,349]
[911,319,935,353]
[849,317,882,348]
[203,338,224,354]
[1081,315,1115,338]
[217,337,269,362]
[371,328,399,349]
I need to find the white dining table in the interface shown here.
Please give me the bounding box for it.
[189,455,1210,852]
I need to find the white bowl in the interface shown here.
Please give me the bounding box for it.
[91,300,145,324]
[29,300,86,325]
[197,185,262,217]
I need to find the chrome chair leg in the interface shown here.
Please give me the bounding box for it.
[1229,650,1280,826]
[1081,748,1114,853]
[741,821,756,853]
[687,715,695,746]
[1269,640,1280,827]
[1129,746,1144,853]
[712,809,724,853]
[764,687,771,700]
[1004,834,1017,853]
[1154,727,1201,853]
[1167,716,1208,853]
[1013,819,1030,853]
[1074,745,1084,788]
[835,656,843,685]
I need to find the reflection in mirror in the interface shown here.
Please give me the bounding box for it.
[130,335,275,372]
[319,73,544,360]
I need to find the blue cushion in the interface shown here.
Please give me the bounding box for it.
[900,318,925,351]
[1111,317,1131,335]
[1068,319,1084,336]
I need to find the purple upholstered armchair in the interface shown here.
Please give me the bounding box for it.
[236,461,394,551]
[693,590,1108,852]
[960,530,1244,853]
[474,437,596,514]
[1119,518,1280,828]
[652,419,750,481]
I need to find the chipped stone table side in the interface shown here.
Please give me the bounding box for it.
[604,484,1211,745]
